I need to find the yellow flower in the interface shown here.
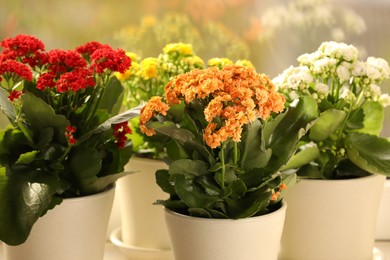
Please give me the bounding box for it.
[183,55,204,68]
[235,59,255,69]
[207,58,233,68]
[139,57,159,80]
[125,51,139,62]
[115,61,140,81]
[163,43,193,56]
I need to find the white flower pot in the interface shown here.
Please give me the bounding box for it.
[117,157,170,250]
[279,174,386,260]
[164,201,287,260]
[4,185,115,260]
[376,178,390,240]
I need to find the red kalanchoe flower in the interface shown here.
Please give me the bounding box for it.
[56,68,95,93]
[8,90,22,102]
[90,48,131,74]
[0,59,33,81]
[0,34,47,67]
[36,72,57,90]
[113,122,132,148]
[75,41,110,57]
[0,34,45,57]
[46,49,87,74]
[65,125,77,145]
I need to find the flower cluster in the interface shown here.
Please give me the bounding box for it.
[0,34,140,246]
[142,65,285,148]
[273,41,390,106]
[115,43,205,158]
[139,64,318,218]
[273,41,390,179]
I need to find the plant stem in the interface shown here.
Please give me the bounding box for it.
[233,142,238,165]
[221,145,226,189]
[17,119,34,145]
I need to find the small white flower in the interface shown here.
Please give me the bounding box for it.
[312,57,337,75]
[367,57,390,79]
[289,91,300,100]
[315,82,329,95]
[369,84,382,98]
[352,61,366,77]
[379,93,390,107]
[336,62,352,81]
[366,62,382,81]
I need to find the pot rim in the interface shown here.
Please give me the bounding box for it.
[164,200,287,223]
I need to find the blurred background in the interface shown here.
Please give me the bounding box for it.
[1,0,390,132]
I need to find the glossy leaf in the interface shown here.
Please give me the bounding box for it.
[309,109,345,141]
[345,132,390,175]
[0,167,61,245]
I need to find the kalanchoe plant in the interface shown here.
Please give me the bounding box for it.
[273,41,390,179]
[139,65,318,218]
[0,34,141,245]
[116,43,204,159]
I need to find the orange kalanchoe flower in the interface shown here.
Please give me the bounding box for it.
[140,65,285,149]
[140,96,170,136]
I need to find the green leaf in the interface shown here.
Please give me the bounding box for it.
[267,95,319,172]
[282,145,320,170]
[174,174,217,209]
[81,172,130,194]
[0,88,15,122]
[0,167,61,245]
[98,77,124,115]
[69,147,102,194]
[309,109,346,141]
[352,101,384,136]
[345,132,390,175]
[21,93,70,144]
[225,188,271,219]
[15,151,38,165]
[239,120,271,171]
[169,159,209,176]
[166,139,189,160]
[77,104,142,143]
[156,169,176,196]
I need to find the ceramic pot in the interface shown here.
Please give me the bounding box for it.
[164,201,287,260]
[376,179,390,240]
[279,174,386,260]
[4,185,115,260]
[117,156,170,250]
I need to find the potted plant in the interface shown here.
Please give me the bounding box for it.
[272,41,390,260]
[111,43,205,255]
[0,34,140,260]
[139,64,318,260]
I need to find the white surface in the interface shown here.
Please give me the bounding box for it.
[376,180,390,239]
[1,241,390,259]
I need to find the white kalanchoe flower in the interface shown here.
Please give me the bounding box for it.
[366,61,383,81]
[366,57,390,80]
[379,93,390,107]
[312,57,337,76]
[352,60,366,77]
[336,62,352,82]
[315,82,329,96]
[368,84,382,99]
